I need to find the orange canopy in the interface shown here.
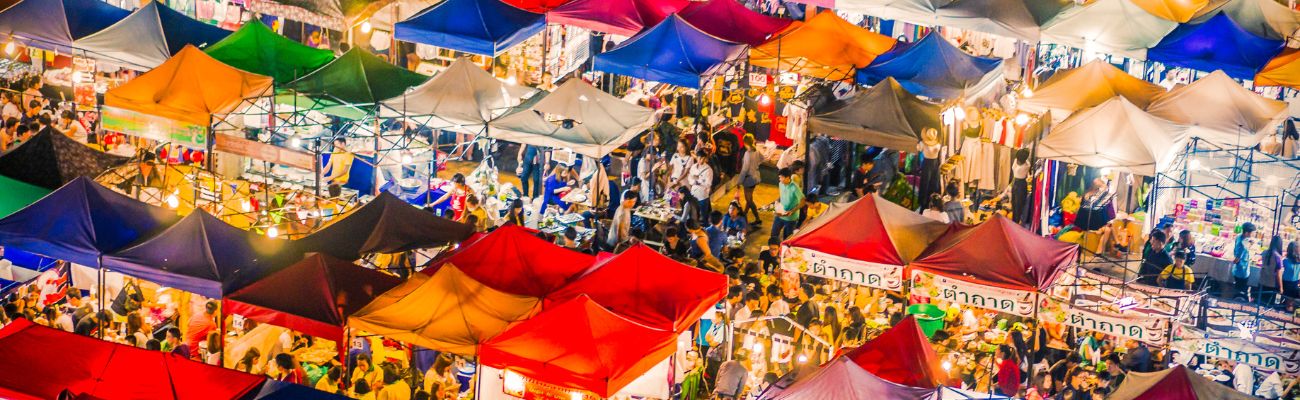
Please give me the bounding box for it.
[1129,0,1214,22]
[105,46,273,125]
[1256,48,1300,88]
[750,11,896,81]
[348,264,540,356]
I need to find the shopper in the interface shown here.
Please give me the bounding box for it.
[1284,241,1300,311]
[1232,222,1258,301]
[770,167,805,243]
[1261,235,1285,307]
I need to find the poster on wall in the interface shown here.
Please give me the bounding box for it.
[1038,298,1172,345]
[72,57,96,110]
[910,270,1037,317]
[782,246,904,291]
[101,106,208,149]
[1171,328,1300,373]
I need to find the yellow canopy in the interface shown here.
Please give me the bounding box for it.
[1256,48,1300,88]
[1020,59,1166,122]
[105,46,273,125]
[750,11,896,81]
[1129,0,1215,22]
[347,264,540,356]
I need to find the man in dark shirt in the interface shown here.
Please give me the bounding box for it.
[1139,230,1173,286]
[849,155,875,199]
[758,239,782,274]
[1122,341,1153,373]
[74,310,107,337]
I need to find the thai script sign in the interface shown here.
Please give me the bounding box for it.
[782,246,904,291]
[1040,299,1171,345]
[911,270,1036,317]
[1172,329,1300,373]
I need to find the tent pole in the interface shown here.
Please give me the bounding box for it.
[96,255,104,340]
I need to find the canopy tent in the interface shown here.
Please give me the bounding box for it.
[73,1,231,69]
[1130,0,1217,22]
[856,32,1003,100]
[0,319,265,400]
[786,194,948,267]
[1040,0,1178,59]
[0,177,179,267]
[1019,59,1167,122]
[679,0,793,46]
[0,176,50,219]
[1146,70,1287,148]
[105,46,273,126]
[225,253,402,342]
[911,215,1078,291]
[425,224,595,297]
[1037,96,1187,176]
[1257,48,1300,87]
[292,193,474,261]
[101,211,299,298]
[203,20,336,83]
[592,15,744,88]
[502,0,570,12]
[545,244,727,332]
[480,295,677,398]
[379,57,536,133]
[1147,13,1284,80]
[258,0,390,19]
[490,79,657,158]
[252,380,354,400]
[1190,0,1300,40]
[759,356,934,400]
[0,129,129,190]
[750,11,897,81]
[1108,365,1257,400]
[0,0,129,53]
[395,0,545,56]
[283,47,430,106]
[929,0,1047,43]
[844,316,946,388]
[832,0,946,27]
[349,264,540,355]
[546,0,688,36]
[807,77,942,150]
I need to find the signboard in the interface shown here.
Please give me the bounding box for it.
[72,57,96,109]
[213,134,315,170]
[1039,298,1171,345]
[910,270,1036,317]
[1049,269,1193,318]
[101,106,208,149]
[782,246,904,291]
[1172,328,1300,373]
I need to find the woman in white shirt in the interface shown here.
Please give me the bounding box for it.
[669,141,692,190]
[686,149,714,218]
[57,110,88,143]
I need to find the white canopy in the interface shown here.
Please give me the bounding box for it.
[489,79,657,158]
[835,0,1058,42]
[380,57,535,134]
[1190,0,1300,40]
[1020,59,1167,122]
[1040,0,1177,59]
[1145,70,1287,148]
[760,357,934,400]
[1037,96,1187,176]
[834,0,947,28]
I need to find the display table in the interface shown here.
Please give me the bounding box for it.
[1193,254,1260,286]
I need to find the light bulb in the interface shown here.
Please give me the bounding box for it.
[953,106,967,121]
[290,136,302,147]
[751,342,764,353]
[1014,113,1030,126]
[1264,175,1279,187]
[503,371,526,393]
[4,41,15,56]
[241,200,252,213]
[577,95,589,102]
[359,20,372,34]
[797,354,808,364]
[71,71,83,83]
[505,75,517,86]
[1188,159,1202,171]
[570,392,583,400]
[1020,86,1033,98]
[165,194,179,209]
[758,93,771,106]
[266,226,279,238]
[942,360,953,371]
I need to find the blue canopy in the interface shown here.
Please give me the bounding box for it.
[73,1,231,68]
[0,177,179,267]
[855,32,1003,100]
[252,379,352,400]
[395,0,545,56]
[0,0,129,52]
[593,15,744,88]
[101,211,300,298]
[1148,12,1285,80]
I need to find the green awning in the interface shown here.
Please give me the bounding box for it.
[282,48,429,106]
[0,175,52,218]
[205,20,336,84]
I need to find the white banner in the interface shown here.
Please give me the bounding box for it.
[1040,299,1172,345]
[1171,332,1300,374]
[782,246,905,291]
[911,270,1037,317]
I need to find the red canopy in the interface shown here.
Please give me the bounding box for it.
[0,319,265,400]
[502,0,571,12]
[1108,365,1256,400]
[909,215,1078,291]
[224,253,402,342]
[842,316,946,389]
[426,224,595,297]
[679,0,795,45]
[547,0,689,36]
[480,296,677,397]
[546,243,726,332]
[784,194,947,266]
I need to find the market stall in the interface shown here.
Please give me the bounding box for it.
[1036,96,1187,176]
[425,225,596,297]
[72,1,232,69]
[1146,13,1284,80]
[291,192,474,261]
[760,356,936,400]
[1144,70,1287,149]
[592,15,745,88]
[394,0,546,57]
[749,11,897,81]
[379,56,536,134]
[546,0,687,36]
[1108,365,1257,400]
[677,0,794,46]
[1039,0,1178,59]
[0,0,130,53]
[490,78,657,158]
[806,77,942,150]
[1018,59,1167,123]
[842,316,947,388]
[203,19,336,84]
[856,31,1005,101]
[0,129,129,190]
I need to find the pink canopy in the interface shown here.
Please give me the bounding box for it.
[424,224,595,297]
[678,0,795,45]
[843,316,946,389]
[547,0,689,36]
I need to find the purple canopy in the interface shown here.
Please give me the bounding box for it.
[547,0,688,36]
[593,15,744,88]
[0,177,179,267]
[1147,12,1285,80]
[678,0,794,45]
[102,211,300,298]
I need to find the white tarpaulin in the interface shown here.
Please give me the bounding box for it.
[836,0,1063,42]
[1040,0,1178,59]
[835,0,947,28]
[1037,96,1187,176]
[1190,0,1300,41]
[379,57,536,134]
[489,79,656,158]
[1020,59,1167,123]
[1145,70,1287,148]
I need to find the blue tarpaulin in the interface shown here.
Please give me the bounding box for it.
[593,15,744,88]
[0,0,130,52]
[73,1,231,68]
[1148,12,1285,80]
[101,211,301,298]
[855,32,1003,100]
[0,177,179,267]
[395,0,545,56]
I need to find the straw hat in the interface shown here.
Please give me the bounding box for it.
[922,128,940,146]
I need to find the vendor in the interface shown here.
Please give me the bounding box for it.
[541,164,572,213]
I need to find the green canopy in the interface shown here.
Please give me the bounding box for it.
[204,20,335,83]
[282,48,428,106]
[0,175,52,218]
